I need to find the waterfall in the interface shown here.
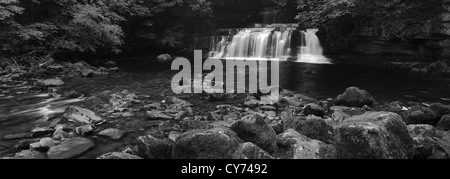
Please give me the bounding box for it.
[208,26,331,64]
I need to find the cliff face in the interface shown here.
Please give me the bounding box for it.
[332,0,450,64]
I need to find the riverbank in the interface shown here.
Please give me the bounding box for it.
[1,58,450,159]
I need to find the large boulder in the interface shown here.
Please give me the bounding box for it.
[136,135,173,159]
[97,152,142,159]
[230,114,277,153]
[273,129,336,159]
[402,106,438,125]
[407,124,438,159]
[63,106,104,125]
[172,128,241,159]
[334,112,414,159]
[233,142,274,159]
[47,137,95,159]
[334,87,375,107]
[283,115,334,143]
[303,103,326,117]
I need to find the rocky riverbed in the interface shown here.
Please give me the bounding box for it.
[0,59,450,159]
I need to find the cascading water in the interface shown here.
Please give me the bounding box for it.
[208,26,331,64]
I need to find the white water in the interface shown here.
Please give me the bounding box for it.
[208,27,331,64]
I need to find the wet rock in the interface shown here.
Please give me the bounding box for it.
[75,124,94,136]
[402,106,438,125]
[144,102,161,110]
[294,94,317,102]
[98,128,126,140]
[428,60,448,74]
[260,93,280,105]
[31,127,55,138]
[223,112,240,121]
[233,142,274,159]
[110,90,139,109]
[136,135,173,159]
[303,103,326,117]
[205,93,227,102]
[13,150,47,159]
[47,137,95,159]
[37,79,64,87]
[330,107,352,122]
[334,112,414,159]
[169,131,181,142]
[49,118,66,128]
[244,96,260,109]
[230,114,277,153]
[147,111,174,120]
[3,133,31,140]
[164,96,193,109]
[81,68,94,77]
[173,128,241,159]
[97,152,142,159]
[283,96,306,107]
[64,106,104,125]
[270,122,284,135]
[180,120,211,131]
[14,139,40,150]
[407,125,437,159]
[103,61,117,68]
[437,115,450,131]
[429,103,450,119]
[334,87,375,107]
[38,137,61,149]
[260,105,277,111]
[284,115,334,143]
[157,54,172,62]
[122,112,134,117]
[273,129,336,159]
[63,90,82,99]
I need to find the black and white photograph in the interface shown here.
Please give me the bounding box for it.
[0,0,450,165]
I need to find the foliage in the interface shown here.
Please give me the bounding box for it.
[0,0,214,58]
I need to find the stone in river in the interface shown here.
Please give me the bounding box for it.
[63,106,105,125]
[334,111,414,159]
[437,115,450,131]
[136,135,173,159]
[303,103,326,117]
[147,110,174,120]
[97,152,142,159]
[230,114,277,154]
[233,142,274,159]
[334,87,375,107]
[37,79,64,87]
[47,137,94,159]
[98,128,126,140]
[3,133,31,140]
[13,150,47,159]
[31,127,55,138]
[172,128,241,159]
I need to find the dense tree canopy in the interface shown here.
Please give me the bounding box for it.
[0,0,213,58]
